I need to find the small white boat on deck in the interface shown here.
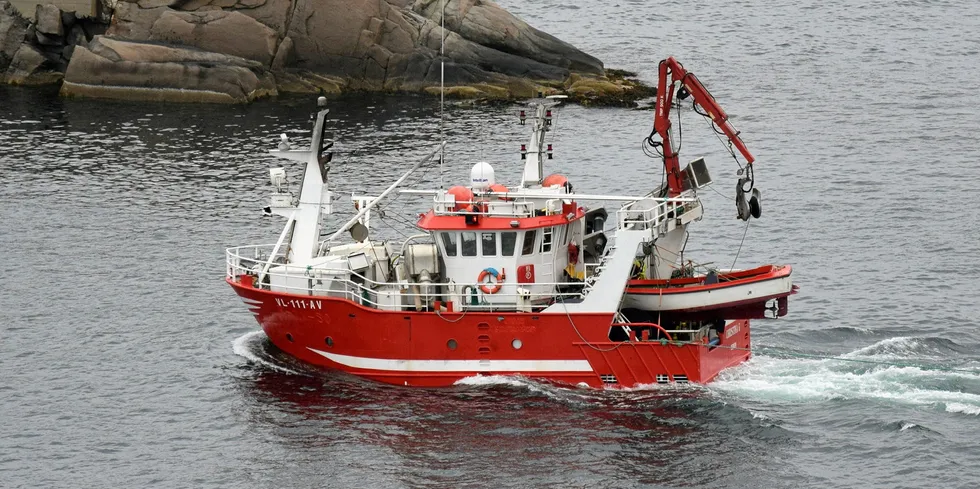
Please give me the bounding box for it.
[623,265,796,319]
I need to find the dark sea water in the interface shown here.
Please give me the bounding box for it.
[3,0,980,487]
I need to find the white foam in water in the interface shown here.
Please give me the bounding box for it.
[945,403,980,416]
[621,381,705,394]
[454,374,532,388]
[456,374,703,395]
[231,330,302,375]
[752,411,772,421]
[454,375,597,405]
[843,336,925,360]
[710,344,980,416]
[456,374,575,403]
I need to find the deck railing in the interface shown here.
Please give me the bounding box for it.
[616,197,696,234]
[227,244,587,311]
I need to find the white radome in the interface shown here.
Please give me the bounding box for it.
[470,161,495,190]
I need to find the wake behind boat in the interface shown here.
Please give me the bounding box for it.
[225,57,794,388]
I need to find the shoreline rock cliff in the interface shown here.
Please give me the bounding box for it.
[1,0,653,105]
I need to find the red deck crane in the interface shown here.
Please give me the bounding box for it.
[653,57,755,198]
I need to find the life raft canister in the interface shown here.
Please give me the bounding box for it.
[478,267,506,294]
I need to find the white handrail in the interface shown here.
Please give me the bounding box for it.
[401,188,698,202]
[227,244,587,296]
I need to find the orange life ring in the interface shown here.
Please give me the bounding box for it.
[478,267,505,294]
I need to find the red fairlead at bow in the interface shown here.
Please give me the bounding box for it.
[478,267,505,294]
[650,57,756,198]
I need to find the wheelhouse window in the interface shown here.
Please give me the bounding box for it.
[541,227,553,253]
[461,232,477,256]
[481,232,497,256]
[522,230,536,255]
[501,231,517,256]
[440,232,458,257]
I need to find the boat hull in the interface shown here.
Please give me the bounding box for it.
[228,278,751,388]
[623,265,793,317]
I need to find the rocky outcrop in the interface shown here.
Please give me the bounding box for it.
[0,1,105,84]
[34,3,63,39]
[5,43,46,82]
[61,35,277,102]
[4,0,652,105]
[146,10,278,65]
[0,1,28,69]
[411,0,600,74]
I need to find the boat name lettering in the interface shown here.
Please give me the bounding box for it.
[498,324,536,333]
[725,322,741,339]
[275,298,323,310]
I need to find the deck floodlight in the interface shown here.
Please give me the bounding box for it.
[269,167,287,191]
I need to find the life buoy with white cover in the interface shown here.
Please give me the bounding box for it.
[478,267,505,294]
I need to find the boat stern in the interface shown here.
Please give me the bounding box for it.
[573,319,751,386]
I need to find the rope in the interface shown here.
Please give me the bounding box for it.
[730,218,750,271]
[703,183,734,201]
[376,214,417,241]
[701,107,743,169]
[557,296,626,352]
[434,307,469,323]
[648,244,716,277]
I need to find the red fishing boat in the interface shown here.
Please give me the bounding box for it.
[226,57,793,387]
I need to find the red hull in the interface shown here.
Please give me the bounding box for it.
[228,278,751,387]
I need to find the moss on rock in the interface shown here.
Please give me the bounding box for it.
[412,68,654,107]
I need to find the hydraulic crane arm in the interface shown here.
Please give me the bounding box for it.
[653,57,755,196]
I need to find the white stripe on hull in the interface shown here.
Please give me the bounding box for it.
[239,298,262,315]
[308,348,594,373]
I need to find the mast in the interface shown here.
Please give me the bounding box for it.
[520,97,563,186]
[439,0,446,189]
[266,97,333,264]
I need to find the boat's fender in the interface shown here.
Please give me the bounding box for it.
[749,188,762,219]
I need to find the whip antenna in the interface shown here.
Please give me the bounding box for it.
[439,0,446,189]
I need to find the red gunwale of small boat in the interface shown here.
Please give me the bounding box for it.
[227,278,752,388]
[626,264,792,295]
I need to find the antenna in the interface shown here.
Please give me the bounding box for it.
[439,0,446,189]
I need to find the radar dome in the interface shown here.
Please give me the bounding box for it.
[470,162,495,190]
